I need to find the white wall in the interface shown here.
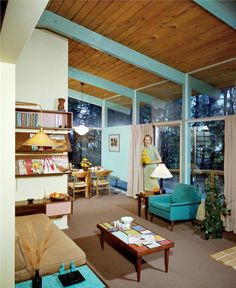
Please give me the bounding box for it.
[102,125,131,183]
[15,29,68,228]
[16,29,68,110]
[0,63,15,288]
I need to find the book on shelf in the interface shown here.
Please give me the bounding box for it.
[16,155,70,176]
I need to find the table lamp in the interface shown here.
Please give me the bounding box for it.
[151,163,173,194]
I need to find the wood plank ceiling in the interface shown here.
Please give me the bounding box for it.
[46,0,236,104]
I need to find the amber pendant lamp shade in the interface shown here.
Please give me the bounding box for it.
[23,127,58,147]
[16,101,58,148]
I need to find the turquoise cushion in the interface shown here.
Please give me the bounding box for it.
[150,202,170,212]
[170,183,196,203]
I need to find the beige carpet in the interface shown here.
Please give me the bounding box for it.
[211,246,236,270]
[64,194,236,288]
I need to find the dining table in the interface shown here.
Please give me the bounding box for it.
[69,167,112,197]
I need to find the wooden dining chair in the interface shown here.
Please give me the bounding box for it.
[68,171,89,200]
[92,170,112,196]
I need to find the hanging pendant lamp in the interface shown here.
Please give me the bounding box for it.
[74,83,89,136]
[16,101,58,148]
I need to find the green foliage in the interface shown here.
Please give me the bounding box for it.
[202,173,227,240]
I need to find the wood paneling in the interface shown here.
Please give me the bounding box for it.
[191,60,236,90]
[69,78,116,99]
[69,41,164,89]
[108,96,132,109]
[48,0,236,71]
[140,82,182,101]
[46,0,236,101]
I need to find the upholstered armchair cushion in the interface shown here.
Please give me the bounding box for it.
[148,183,201,230]
[170,183,198,203]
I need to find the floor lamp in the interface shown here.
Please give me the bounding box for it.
[151,163,173,194]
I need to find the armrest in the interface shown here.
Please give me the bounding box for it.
[149,195,171,205]
[171,201,200,207]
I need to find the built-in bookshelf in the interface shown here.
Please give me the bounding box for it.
[15,154,71,177]
[15,108,73,177]
[15,108,73,130]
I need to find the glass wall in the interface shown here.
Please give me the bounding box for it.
[68,97,102,167]
[68,97,102,128]
[191,87,236,118]
[107,96,132,126]
[155,126,180,192]
[107,109,132,126]
[190,121,224,196]
[69,129,101,168]
[139,81,182,123]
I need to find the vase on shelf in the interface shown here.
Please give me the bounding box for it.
[32,269,42,288]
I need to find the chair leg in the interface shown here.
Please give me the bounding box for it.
[170,221,174,231]
[150,214,153,222]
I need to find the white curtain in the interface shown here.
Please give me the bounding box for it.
[224,115,236,233]
[127,124,153,198]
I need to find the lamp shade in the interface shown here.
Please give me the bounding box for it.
[151,163,173,179]
[23,128,58,147]
[74,125,89,136]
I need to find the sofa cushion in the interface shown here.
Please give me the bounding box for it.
[15,214,86,283]
[150,202,170,212]
[15,232,27,272]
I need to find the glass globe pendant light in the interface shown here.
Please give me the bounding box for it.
[74,82,89,136]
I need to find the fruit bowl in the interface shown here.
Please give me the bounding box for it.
[50,192,67,201]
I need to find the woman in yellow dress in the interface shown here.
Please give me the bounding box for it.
[141,135,162,191]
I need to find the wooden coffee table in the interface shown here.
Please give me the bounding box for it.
[97,221,174,282]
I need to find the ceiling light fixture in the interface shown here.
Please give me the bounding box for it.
[74,82,89,136]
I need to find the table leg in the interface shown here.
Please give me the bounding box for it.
[138,195,141,217]
[100,231,104,250]
[164,248,169,272]
[145,197,148,219]
[136,256,142,282]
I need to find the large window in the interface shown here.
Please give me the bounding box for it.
[68,97,102,167]
[155,126,180,192]
[69,129,101,168]
[68,97,102,128]
[139,103,152,124]
[107,109,132,127]
[191,87,236,118]
[190,121,224,195]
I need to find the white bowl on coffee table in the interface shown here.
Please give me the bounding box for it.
[121,216,134,229]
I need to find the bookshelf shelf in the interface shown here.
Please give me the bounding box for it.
[15,108,73,129]
[15,108,73,177]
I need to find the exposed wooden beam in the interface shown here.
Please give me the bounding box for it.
[194,0,236,29]
[38,11,185,84]
[39,11,221,98]
[68,89,130,115]
[69,67,165,106]
[189,76,221,98]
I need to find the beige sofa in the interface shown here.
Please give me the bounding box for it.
[15,214,86,283]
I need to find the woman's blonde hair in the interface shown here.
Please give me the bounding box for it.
[143,134,152,145]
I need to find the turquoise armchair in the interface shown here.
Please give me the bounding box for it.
[148,183,201,231]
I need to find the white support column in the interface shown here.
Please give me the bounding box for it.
[132,90,139,125]
[0,63,15,288]
[181,74,192,184]
[102,100,107,128]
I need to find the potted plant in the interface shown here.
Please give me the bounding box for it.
[202,172,230,240]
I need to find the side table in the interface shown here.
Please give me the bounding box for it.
[15,264,109,288]
[136,191,157,219]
